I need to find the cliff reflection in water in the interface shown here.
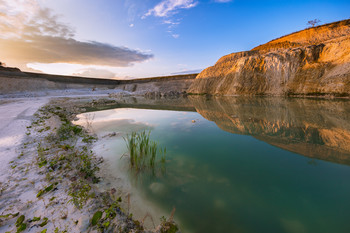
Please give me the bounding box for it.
[189,96,350,165]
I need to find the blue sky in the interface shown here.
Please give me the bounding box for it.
[0,0,349,78]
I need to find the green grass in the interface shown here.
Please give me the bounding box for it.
[124,130,166,174]
[37,183,58,198]
[68,181,93,209]
[57,123,83,141]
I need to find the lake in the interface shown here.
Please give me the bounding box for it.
[75,96,350,233]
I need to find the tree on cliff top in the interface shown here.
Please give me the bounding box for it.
[307,19,321,27]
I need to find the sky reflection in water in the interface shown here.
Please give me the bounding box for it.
[76,97,350,233]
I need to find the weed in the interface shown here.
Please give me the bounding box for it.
[91,211,103,226]
[38,159,47,168]
[15,215,25,226]
[57,123,83,141]
[124,130,167,174]
[60,144,74,151]
[37,143,49,168]
[159,208,178,233]
[16,223,26,233]
[76,151,99,181]
[0,212,19,218]
[89,198,126,232]
[15,215,26,233]
[54,227,66,233]
[82,135,97,143]
[45,133,57,143]
[39,217,48,227]
[68,181,92,209]
[37,183,57,198]
[29,216,41,222]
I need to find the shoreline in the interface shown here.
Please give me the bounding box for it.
[0,95,178,233]
[73,110,175,230]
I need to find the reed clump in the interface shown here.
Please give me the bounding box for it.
[124,131,166,173]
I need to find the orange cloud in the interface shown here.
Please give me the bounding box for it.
[0,0,153,70]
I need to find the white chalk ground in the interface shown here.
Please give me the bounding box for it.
[0,97,52,232]
[0,91,173,232]
[0,97,48,182]
[0,88,138,99]
[0,94,111,232]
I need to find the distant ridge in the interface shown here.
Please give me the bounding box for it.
[252,19,350,51]
[0,65,197,95]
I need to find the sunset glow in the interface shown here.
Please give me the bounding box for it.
[0,0,349,79]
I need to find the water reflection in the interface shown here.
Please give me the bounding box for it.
[188,96,350,165]
[76,96,350,233]
[86,96,350,165]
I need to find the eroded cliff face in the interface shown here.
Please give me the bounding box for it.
[189,96,350,165]
[188,19,350,96]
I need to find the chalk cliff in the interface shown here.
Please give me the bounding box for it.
[188,19,350,96]
[0,68,196,95]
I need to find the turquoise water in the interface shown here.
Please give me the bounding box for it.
[78,97,350,233]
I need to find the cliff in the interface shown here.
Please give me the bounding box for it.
[0,68,196,95]
[188,19,350,96]
[116,74,197,94]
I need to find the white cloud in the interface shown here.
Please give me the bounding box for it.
[142,1,198,39]
[214,0,233,2]
[163,19,180,27]
[0,0,153,70]
[73,68,116,79]
[143,0,198,18]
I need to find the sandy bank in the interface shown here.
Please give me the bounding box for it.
[0,95,178,232]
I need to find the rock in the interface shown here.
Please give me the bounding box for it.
[188,19,350,97]
[144,91,162,99]
[163,91,181,99]
[77,216,90,232]
[102,132,118,138]
[110,188,116,195]
[149,182,166,194]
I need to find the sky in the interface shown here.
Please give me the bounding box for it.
[0,0,349,79]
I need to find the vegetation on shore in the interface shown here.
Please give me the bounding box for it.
[0,98,179,232]
[124,130,166,175]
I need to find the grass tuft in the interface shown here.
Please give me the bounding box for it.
[124,130,167,175]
